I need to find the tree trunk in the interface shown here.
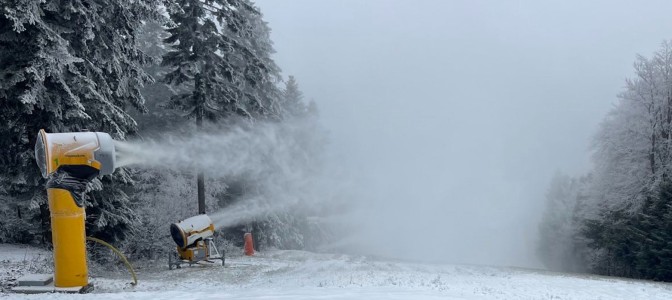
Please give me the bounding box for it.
[196,74,206,214]
[651,133,656,175]
[196,117,205,214]
[197,171,205,214]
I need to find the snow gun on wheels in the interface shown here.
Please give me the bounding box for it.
[169,214,225,269]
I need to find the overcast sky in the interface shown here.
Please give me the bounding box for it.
[255,0,672,267]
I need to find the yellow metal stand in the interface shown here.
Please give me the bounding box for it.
[31,130,116,292]
[48,188,88,288]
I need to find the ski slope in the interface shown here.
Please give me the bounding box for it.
[2,244,672,299]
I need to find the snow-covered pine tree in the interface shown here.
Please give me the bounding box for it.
[282,76,307,117]
[0,0,161,245]
[162,0,283,215]
[163,0,237,215]
[133,20,188,134]
[632,182,672,281]
[223,0,283,120]
[162,0,281,122]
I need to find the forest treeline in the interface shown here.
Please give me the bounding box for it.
[539,41,672,281]
[0,0,325,259]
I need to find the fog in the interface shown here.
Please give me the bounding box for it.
[254,0,672,268]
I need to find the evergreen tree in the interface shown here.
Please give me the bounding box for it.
[162,0,282,214]
[163,0,282,121]
[633,183,672,280]
[228,0,283,119]
[282,76,307,117]
[0,0,161,244]
[134,20,187,134]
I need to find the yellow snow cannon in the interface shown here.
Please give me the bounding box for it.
[168,214,225,269]
[34,129,116,292]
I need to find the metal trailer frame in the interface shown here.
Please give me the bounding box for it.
[168,237,225,270]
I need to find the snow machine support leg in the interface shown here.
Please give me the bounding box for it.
[49,188,88,287]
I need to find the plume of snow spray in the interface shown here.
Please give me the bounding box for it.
[208,195,297,229]
[115,120,332,230]
[115,123,296,177]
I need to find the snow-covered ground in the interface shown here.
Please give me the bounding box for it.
[2,244,672,299]
[0,244,52,293]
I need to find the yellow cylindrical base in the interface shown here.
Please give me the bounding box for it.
[48,188,88,287]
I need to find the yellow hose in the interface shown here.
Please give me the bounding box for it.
[86,236,138,286]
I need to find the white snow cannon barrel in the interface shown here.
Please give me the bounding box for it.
[170,214,215,249]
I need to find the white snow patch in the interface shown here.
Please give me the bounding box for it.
[2,245,672,299]
[0,244,50,262]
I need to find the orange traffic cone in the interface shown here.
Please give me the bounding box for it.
[244,232,255,256]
